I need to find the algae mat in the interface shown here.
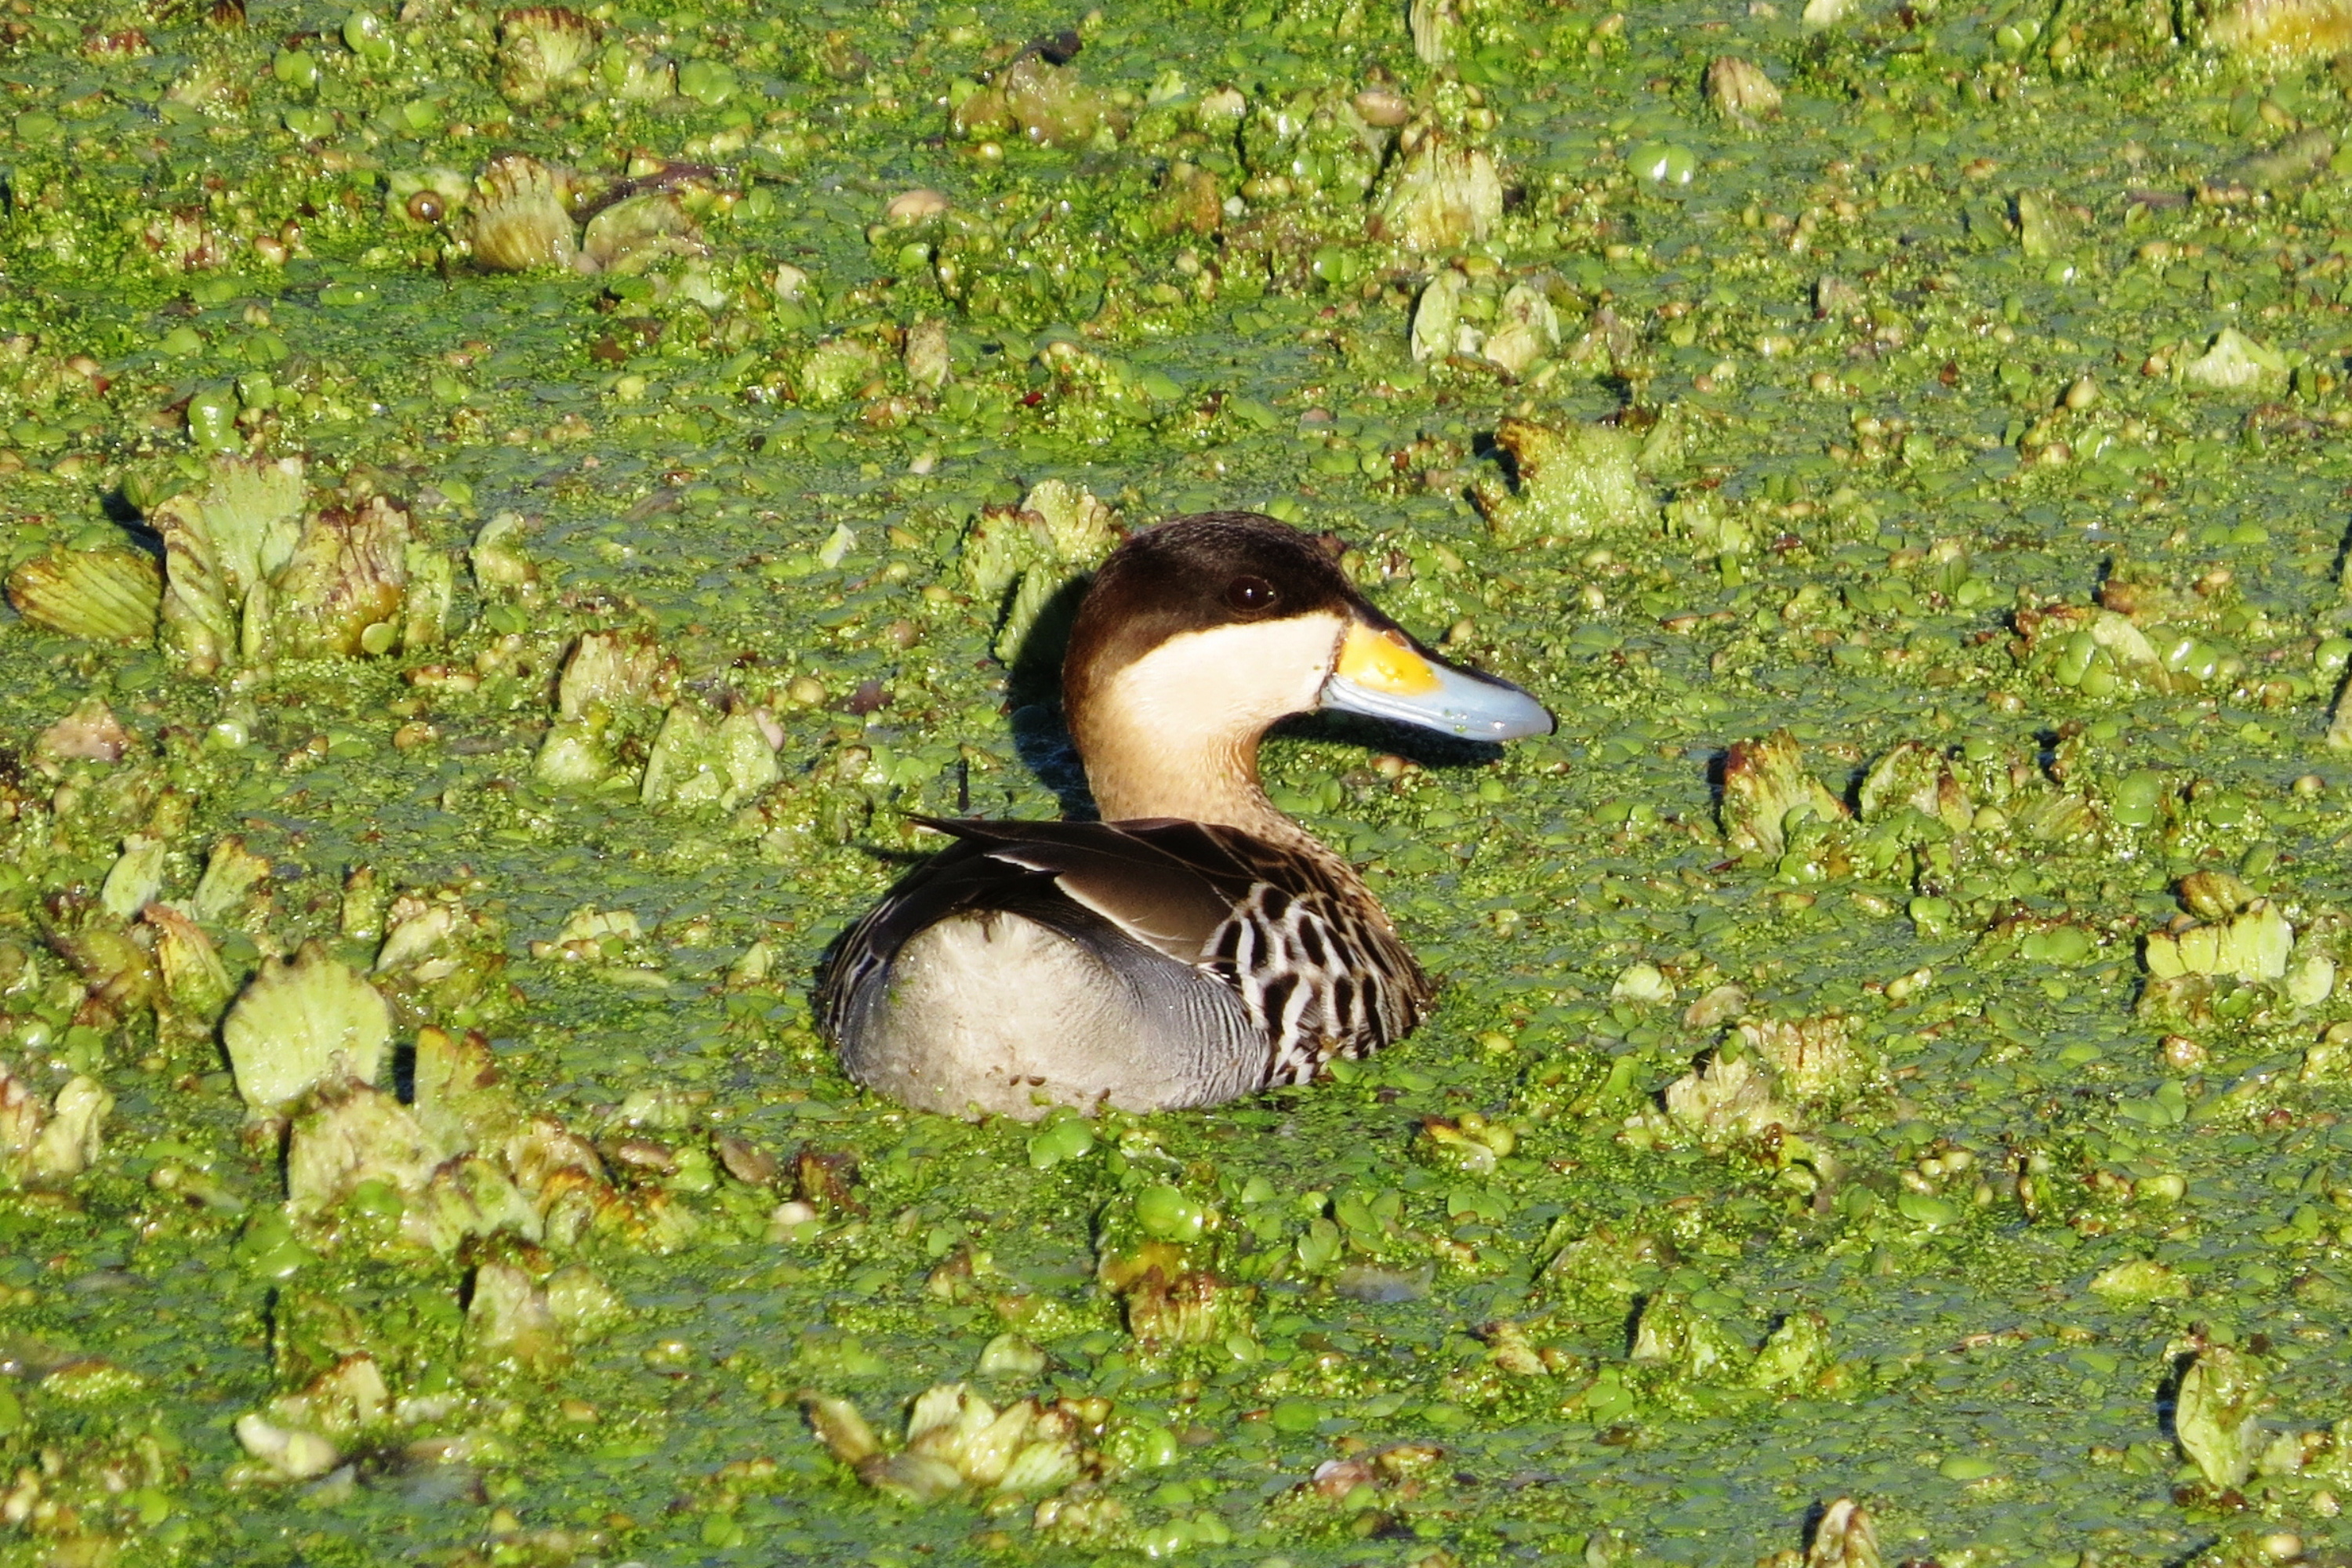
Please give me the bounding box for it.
[2,0,2352,1562]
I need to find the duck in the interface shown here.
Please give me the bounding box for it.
[817,510,1553,1119]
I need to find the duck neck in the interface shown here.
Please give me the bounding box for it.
[1073,706,1328,856]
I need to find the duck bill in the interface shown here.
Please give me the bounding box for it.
[1319,620,1554,741]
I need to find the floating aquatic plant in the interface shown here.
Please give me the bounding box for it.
[535,630,679,788]
[151,454,304,673]
[0,1068,41,1181]
[145,902,233,1035]
[270,1020,661,1255]
[1541,1221,1675,1315]
[1410,270,1461,364]
[2178,869,2256,920]
[638,699,781,811]
[884,188,949,227]
[560,630,677,720]
[1612,962,1673,1004]
[1408,0,1456,62]
[1472,416,1654,545]
[388,167,470,227]
[793,336,882,408]
[5,546,162,643]
[533,906,654,971]
[599,38,676,100]
[1022,478,1120,566]
[2144,899,2292,982]
[2176,1343,2265,1486]
[905,318,951,391]
[1414,1112,1515,1175]
[464,1261,564,1373]
[506,1115,626,1248]
[545,1261,622,1332]
[411,1024,522,1152]
[2285,944,2336,1006]
[1735,1014,1863,1103]
[192,834,271,925]
[1750,1311,1832,1391]
[33,695,132,765]
[44,902,160,1021]
[0,1064,113,1188]
[265,1354,390,1444]
[975,1332,1047,1381]
[2203,0,2352,57]
[149,461,435,670]
[2328,679,2352,753]
[1718,730,1849,856]
[2209,127,2335,198]
[580,193,706,275]
[232,1413,340,1483]
[532,710,613,790]
[99,834,166,920]
[2015,603,2165,697]
[1479,281,1560,376]
[2088,1257,2190,1303]
[804,1382,1093,1504]
[284,1078,438,1219]
[370,886,512,1027]
[1803,1499,1879,1568]
[1704,56,1781,123]
[1661,1051,1796,1142]
[2180,327,2288,391]
[166,457,302,601]
[1629,1290,1748,1381]
[467,154,578,272]
[1096,1180,1254,1355]
[2097,554,2241,627]
[267,497,411,659]
[956,480,1121,664]
[953,53,1127,150]
[220,940,392,1112]
[1370,126,1501,251]
[471,510,539,597]
[1149,162,1223,237]
[286,1079,543,1254]
[402,542,452,649]
[2013,188,2074,260]
[372,894,463,979]
[496,6,599,104]
[1856,740,1973,831]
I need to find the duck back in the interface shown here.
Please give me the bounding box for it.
[818,818,1426,1117]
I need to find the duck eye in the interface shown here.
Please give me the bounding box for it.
[1225,575,1277,612]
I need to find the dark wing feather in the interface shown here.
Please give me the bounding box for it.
[909,816,1257,963]
[816,818,1262,1040]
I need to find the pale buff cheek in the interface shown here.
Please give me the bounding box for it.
[1101,615,1345,742]
[1077,615,1348,826]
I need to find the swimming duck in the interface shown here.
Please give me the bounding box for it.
[818,511,1552,1119]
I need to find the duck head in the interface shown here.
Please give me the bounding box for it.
[1062,511,1552,832]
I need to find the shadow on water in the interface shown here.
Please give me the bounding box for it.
[99,487,144,528]
[1007,702,1093,819]
[1002,572,1098,819]
[93,485,163,562]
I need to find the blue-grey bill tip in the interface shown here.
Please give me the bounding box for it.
[1320,625,1555,741]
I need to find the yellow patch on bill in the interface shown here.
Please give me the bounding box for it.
[1338,622,1439,695]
